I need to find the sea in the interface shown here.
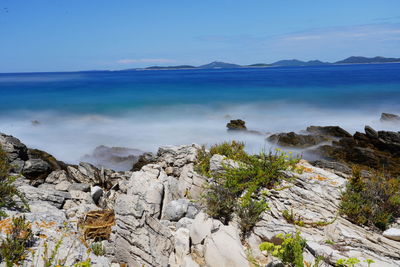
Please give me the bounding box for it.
[0,63,399,166]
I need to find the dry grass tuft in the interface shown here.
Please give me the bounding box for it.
[78,209,115,241]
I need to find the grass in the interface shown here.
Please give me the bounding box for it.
[339,167,400,230]
[199,142,300,236]
[0,147,29,218]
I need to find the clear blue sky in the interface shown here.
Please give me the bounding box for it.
[1,0,399,72]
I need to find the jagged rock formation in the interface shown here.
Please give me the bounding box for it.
[1,132,400,266]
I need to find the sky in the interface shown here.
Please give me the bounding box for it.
[0,0,400,72]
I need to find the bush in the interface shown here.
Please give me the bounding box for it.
[0,216,33,266]
[236,193,268,236]
[339,168,400,230]
[259,231,306,267]
[201,142,300,236]
[0,147,28,218]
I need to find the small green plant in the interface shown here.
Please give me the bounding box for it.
[282,209,305,227]
[90,242,104,256]
[340,167,400,230]
[74,259,92,267]
[0,147,28,218]
[42,236,64,267]
[364,259,375,267]
[0,216,33,266]
[324,239,335,245]
[259,231,306,267]
[335,257,361,267]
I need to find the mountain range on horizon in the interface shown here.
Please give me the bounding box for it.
[138,56,400,70]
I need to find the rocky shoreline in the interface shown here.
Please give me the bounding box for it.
[0,114,399,267]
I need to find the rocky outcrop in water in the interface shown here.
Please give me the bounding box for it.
[226,119,247,131]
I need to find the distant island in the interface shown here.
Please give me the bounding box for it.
[134,56,400,70]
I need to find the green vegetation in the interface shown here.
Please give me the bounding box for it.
[0,216,33,266]
[335,257,375,267]
[339,168,400,230]
[259,231,306,267]
[0,147,28,218]
[90,242,104,256]
[198,142,300,236]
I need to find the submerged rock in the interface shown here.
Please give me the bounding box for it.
[226,119,247,131]
[381,112,400,122]
[268,131,328,148]
[306,126,352,138]
[82,145,143,171]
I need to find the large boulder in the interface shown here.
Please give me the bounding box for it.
[107,164,174,266]
[203,225,250,267]
[22,159,52,181]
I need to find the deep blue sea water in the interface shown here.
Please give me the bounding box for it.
[0,63,399,165]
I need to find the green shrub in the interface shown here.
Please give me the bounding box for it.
[339,168,400,230]
[0,147,28,218]
[236,193,268,236]
[0,216,33,266]
[259,231,306,267]
[201,143,299,236]
[203,182,237,224]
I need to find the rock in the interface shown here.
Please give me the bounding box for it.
[209,154,240,175]
[306,126,352,138]
[383,228,400,241]
[22,159,52,181]
[82,145,143,171]
[190,212,214,245]
[68,183,90,192]
[162,199,190,221]
[131,152,156,171]
[157,144,200,171]
[310,159,352,175]
[55,180,72,191]
[176,217,194,230]
[226,119,247,131]
[178,163,207,200]
[27,148,66,171]
[174,228,191,266]
[18,184,71,208]
[381,112,400,122]
[91,186,104,204]
[0,132,28,163]
[365,125,379,139]
[268,132,328,148]
[108,165,175,266]
[45,170,68,184]
[204,224,250,267]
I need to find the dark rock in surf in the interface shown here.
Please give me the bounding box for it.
[226,119,247,131]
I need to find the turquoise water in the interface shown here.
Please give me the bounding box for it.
[0,64,399,163]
